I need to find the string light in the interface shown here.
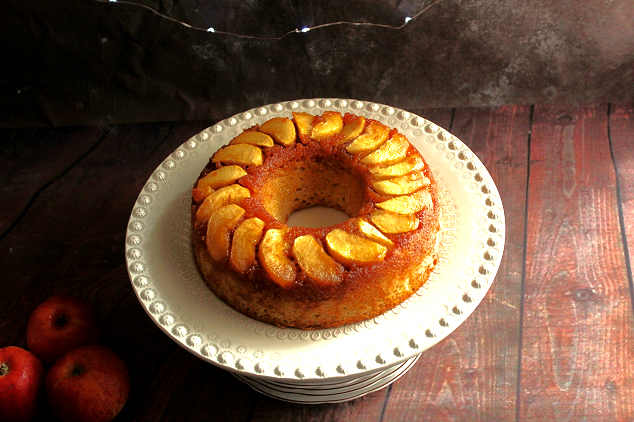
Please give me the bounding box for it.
[93,0,447,40]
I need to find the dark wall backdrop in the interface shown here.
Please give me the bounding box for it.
[2,0,634,127]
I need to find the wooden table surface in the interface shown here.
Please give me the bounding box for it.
[2,103,634,421]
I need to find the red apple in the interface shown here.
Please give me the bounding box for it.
[27,294,104,365]
[0,346,45,422]
[45,344,131,422]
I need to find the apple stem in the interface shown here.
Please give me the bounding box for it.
[55,314,69,327]
[71,365,84,376]
[0,362,8,376]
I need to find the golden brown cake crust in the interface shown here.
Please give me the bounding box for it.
[191,112,441,330]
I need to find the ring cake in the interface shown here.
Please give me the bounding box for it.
[191,111,441,330]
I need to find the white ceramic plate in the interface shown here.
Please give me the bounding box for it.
[125,98,505,382]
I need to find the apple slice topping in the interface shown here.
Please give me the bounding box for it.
[339,115,365,143]
[206,204,246,261]
[373,173,430,196]
[369,155,425,180]
[259,229,296,288]
[191,185,215,203]
[292,235,344,285]
[370,210,420,234]
[230,217,265,272]
[259,117,296,147]
[325,228,387,266]
[352,218,394,248]
[195,184,251,224]
[229,131,274,147]
[360,132,409,166]
[212,144,264,167]
[375,189,433,215]
[197,165,247,191]
[310,111,343,140]
[345,120,390,154]
[292,112,316,142]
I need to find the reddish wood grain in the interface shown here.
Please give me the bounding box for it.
[383,106,531,421]
[520,104,634,421]
[610,103,634,268]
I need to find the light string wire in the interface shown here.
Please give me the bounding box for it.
[93,0,447,40]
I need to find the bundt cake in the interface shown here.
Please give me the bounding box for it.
[191,111,441,330]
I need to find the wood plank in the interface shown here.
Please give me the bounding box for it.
[0,123,178,327]
[519,104,634,420]
[130,345,259,422]
[0,126,107,236]
[249,391,388,422]
[383,105,530,420]
[610,103,634,270]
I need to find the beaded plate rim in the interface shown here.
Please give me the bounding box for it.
[125,98,505,381]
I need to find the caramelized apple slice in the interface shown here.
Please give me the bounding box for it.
[192,185,215,203]
[205,204,245,261]
[259,229,296,288]
[373,173,430,196]
[370,210,419,234]
[352,218,394,248]
[230,217,265,272]
[310,111,343,140]
[229,131,274,147]
[212,144,263,166]
[259,117,296,147]
[339,116,365,143]
[345,121,390,154]
[292,235,344,285]
[325,229,387,266]
[195,184,251,224]
[360,133,409,166]
[197,165,247,191]
[292,112,315,141]
[369,155,425,180]
[375,189,433,215]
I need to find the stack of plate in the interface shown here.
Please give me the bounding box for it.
[232,355,420,404]
[125,99,504,403]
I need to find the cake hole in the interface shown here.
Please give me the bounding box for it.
[287,206,350,228]
[256,154,365,224]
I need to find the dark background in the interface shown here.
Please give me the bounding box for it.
[2,0,634,128]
